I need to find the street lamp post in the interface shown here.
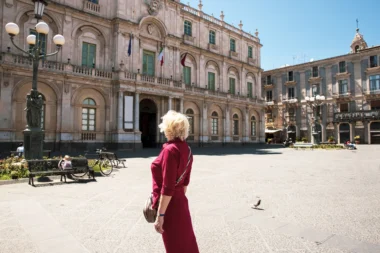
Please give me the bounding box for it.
[5,0,65,159]
[305,95,326,144]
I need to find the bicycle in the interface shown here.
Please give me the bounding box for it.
[89,148,114,176]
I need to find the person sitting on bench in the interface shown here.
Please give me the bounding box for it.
[16,143,24,157]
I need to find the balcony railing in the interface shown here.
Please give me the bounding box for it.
[1,52,265,105]
[333,110,380,122]
[84,0,100,13]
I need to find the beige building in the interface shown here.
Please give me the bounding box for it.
[262,28,380,144]
[0,0,265,152]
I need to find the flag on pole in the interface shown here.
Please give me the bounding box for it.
[181,52,188,67]
[127,34,132,56]
[158,46,164,66]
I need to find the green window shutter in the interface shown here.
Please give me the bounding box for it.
[247,82,252,97]
[147,54,154,76]
[184,67,191,85]
[82,43,88,67]
[208,72,215,90]
[143,53,147,74]
[89,44,96,67]
[229,78,235,94]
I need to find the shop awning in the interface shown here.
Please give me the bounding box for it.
[265,129,282,133]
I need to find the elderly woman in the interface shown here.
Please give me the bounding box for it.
[151,110,199,253]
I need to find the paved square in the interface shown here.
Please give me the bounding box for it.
[1,145,380,253]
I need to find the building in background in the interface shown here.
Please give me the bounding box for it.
[262,28,380,144]
[0,0,265,152]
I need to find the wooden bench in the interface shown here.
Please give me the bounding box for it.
[99,152,127,168]
[27,158,95,186]
[293,143,314,150]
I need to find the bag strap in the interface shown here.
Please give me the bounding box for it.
[175,146,192,186]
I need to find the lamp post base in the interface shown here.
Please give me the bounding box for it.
[23,128,44,160]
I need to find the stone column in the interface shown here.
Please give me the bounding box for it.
[364,121,369,144]
[180,98,184,113]
[225,106,230,142]
[168,96,172,110]
[118,91,123,131]
[350,122,355,142]
[245,108,249,142]
[134,93,140,131]
[202,102,208,143]
[334,123,340,143]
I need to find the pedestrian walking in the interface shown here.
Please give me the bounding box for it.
[150,110,199,253]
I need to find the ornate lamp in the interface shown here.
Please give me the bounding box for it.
[32,0,48,20]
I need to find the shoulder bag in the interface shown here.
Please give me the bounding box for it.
[143,146,192,223]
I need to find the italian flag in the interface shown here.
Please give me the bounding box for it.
[158,46,164,66]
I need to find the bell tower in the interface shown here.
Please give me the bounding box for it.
[351,19,368,53]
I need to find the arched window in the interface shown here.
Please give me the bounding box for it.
[355,45,359,53]
[82,98,96,131]
[211,111,218,135]
[186,109,194,134]
[184,21,192,36]
[251,116,256,136]
[232,114,239,135]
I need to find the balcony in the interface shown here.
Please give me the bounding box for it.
[247,57,256,66]
[263,80,274,90]
[0,52,265,106]
[366,65,380,75]
[285,78,296,86]
[335,71,350,79]
[183,34,195,44]
[229,51,238,59]
[208,43,219,52]
[364,89,380,100]
[83,0,100,13]
[332,92,352,102]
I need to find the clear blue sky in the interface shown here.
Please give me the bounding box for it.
[183,0,380,70]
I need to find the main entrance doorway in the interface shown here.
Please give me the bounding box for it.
[139,99,157,148]
[339,123,350,143]
[370,121,380,144]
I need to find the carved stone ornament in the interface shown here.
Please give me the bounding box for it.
[64,81,70,94]
[147,24,154,34]
[145,0,162,16]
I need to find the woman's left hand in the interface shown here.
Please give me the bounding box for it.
[154,216,165,234]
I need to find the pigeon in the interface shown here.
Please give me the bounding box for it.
[252,199,261,208]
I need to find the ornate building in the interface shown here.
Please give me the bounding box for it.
[263,28,380,144]
[0,0,265,152]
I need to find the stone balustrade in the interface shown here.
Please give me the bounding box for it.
[0,52,264,106]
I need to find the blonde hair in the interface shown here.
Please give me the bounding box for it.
[158,110,190,141]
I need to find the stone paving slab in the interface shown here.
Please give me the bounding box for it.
[1,145,380,252]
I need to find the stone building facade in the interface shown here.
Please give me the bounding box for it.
[0,0,265,152]
[262,29,380,144]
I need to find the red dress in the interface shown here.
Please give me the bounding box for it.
[151,138,199,253]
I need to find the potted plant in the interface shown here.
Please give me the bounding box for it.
[354,135,360,144]
[328,136,335,143]
[301,137,308,143]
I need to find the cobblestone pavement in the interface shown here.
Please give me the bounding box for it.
[1,145,380,253]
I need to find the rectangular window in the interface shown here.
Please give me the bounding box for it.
[247,82,252,98]
[208,72,215,90]
[338,80,348,94]
[370,56,378,68]
[312,66,318,77]
[82,108,96,131]
[142,50,155,76]
[312,85,319,96]
[248,46,253,58]
[233,120,239,135]
[209,30,215,45]
[371,100,380,110]
[82,42,96,68]
[288,87,295,99]
[212,118,218,135]
[184,21,192,36]
[288,71,294,81]
[339,61,346,73]
[230,39,236,52]
[340,103,349,112]
[369,75,380,91]
[266,90,273,101]
[30,29,46,55]
[183,66,191,85]
[229,78,236,94]
[266,75,272,85]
